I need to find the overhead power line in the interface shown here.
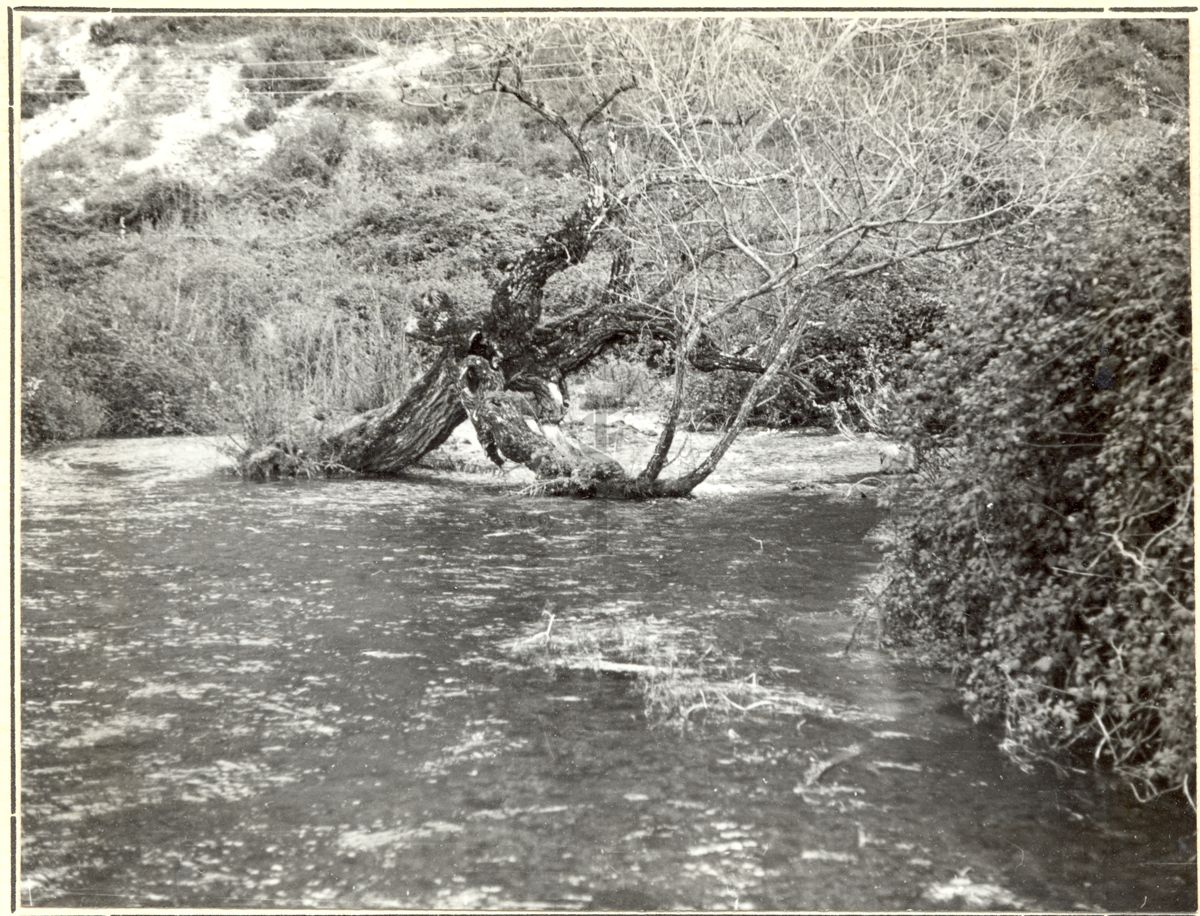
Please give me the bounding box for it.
[22,19,1046,75]
[22,71,596,96]
[20,22,1053,98]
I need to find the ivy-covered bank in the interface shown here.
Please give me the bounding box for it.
[880,149,1194,802]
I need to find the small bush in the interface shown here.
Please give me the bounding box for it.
[21,69,86,119]
[243,103,277,131]
[21,376,107,448]
[88,19,122,46]
[89,176,206,230]
[879,149,1193,801]
[264,113,352,186]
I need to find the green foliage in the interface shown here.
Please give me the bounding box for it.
[243,103,277,131]
[433,108,573,177]
[87,15,379,49]
[102,345,222,437]
[27,15,1180,485]
[22,208,128,291]
[21,266,224,445]
[88,176,207,230]
[879,149,1193,801]
[90,16,270,46]
[21,376,107,447]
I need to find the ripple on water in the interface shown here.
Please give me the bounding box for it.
[18,435,1198,912]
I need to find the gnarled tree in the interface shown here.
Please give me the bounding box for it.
[245,18,1090,497]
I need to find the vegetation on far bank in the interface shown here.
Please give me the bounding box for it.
[23,16,1184,453]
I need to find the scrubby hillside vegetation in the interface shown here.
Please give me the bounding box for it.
[20,15,587,447]
[23,15,1182,450]
[18,14,1192,799]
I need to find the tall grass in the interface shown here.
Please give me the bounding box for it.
[19,44,593,451]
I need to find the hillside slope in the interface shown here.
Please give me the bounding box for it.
[17,14,1186,450]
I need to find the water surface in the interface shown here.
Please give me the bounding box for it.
[20,437,1196,910]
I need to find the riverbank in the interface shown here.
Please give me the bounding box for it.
[20,420,893,499]
[418,411,889,497]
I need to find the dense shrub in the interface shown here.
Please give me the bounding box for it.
[89,15,363,49]
[21,208,128,291]
[20,279,224,446]
[21,376,107,447]
[878,151,1193,801]
[241,27,364,107]
[243,103,277,131]
[1069,19,1188,123]
[686,272,945,430]
[264,113,353,186]
[102,343,222,437]
[21,69,86,119]
[338,164,577,273]
[90,16,263,46]
[88,176,207,230]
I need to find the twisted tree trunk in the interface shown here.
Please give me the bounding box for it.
[330,354,467,474]
[263,184,626,478]
[241,183,777,494]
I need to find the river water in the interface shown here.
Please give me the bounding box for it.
[19,437,1196,910]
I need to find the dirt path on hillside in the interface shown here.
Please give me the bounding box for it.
[20,18,136,162]
[21,20,456,183]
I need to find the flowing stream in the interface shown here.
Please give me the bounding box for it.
[19,437,1195,910]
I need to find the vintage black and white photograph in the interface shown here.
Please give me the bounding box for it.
[12,6,1196,911]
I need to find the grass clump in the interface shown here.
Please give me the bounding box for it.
[505,607,876,730]
[506,610,689,674]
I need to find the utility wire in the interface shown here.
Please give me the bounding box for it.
[22,59,592,89]
[22,20,1047,87]
[23,72,595,96]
